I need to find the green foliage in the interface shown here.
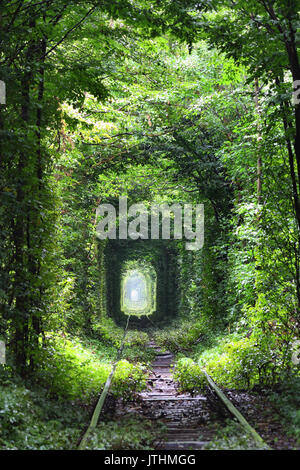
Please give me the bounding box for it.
[174,332,300,392]
[154,317,210,353]
[35,335,147,402]
[268,378,300,444]
[0,368,156,450]
[206,420,264,450]
[82,416,160,450]
[92,316,152,358]
[0,370,88,450]
[2,0,300,451]
[173,358,206,393]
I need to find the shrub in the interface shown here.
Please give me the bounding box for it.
[0,374,87,449]
[174,333,299,391]
[36,334,147,402]
[173,358,206,392]
[154,318,210,353]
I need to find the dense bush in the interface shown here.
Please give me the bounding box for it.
[174,332,300,391]
[92,317,154,363]
[173,358,206,392]
[35,335,147,402]
[0,369,87,450]
[83,416,160,450]
[93,317,150,349]
[0,367,156,450]
[268,378,300,444]
[154,318,211,353]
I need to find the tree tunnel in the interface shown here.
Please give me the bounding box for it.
[103,239,179,328]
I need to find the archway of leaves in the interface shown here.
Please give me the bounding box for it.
[104,239,179,328]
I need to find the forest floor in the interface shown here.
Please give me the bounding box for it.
[113,341,299,450]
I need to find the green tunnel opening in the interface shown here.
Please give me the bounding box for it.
[121,263,156,317]
[104,239,179,327]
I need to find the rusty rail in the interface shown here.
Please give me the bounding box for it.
[78,316,131,450]
[203,370,271,449]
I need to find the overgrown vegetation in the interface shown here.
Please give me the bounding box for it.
[206,420,265,450]
[0,365,156,450]
[1,0,300,450]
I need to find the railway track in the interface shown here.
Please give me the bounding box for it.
[115,341,269,450]
[138,342,214,450]
[78,319,269,450]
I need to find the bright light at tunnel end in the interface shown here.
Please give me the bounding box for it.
[121,267,156,317]
[96,197,204,251]
[130,289,139,301]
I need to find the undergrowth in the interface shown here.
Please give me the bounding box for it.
[167,318,299,392]
[205,420,265,450]
[174,332,299,392]
[92,317,154,363]
[82,416,162,450]
[153,316,212,353]
[267,377,300,445]
[0,366,157,450]
[35,333,148,402]
[0,367,88,449]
